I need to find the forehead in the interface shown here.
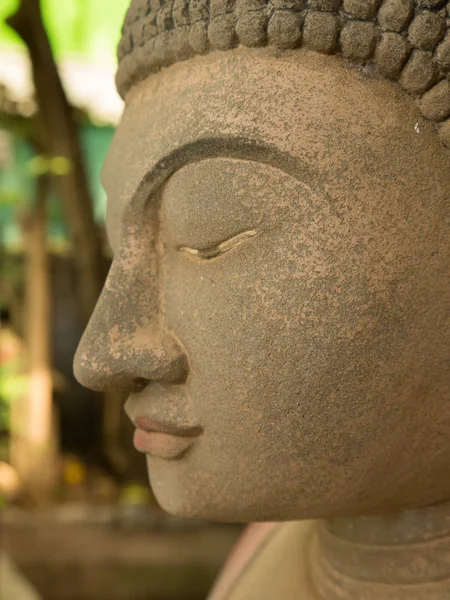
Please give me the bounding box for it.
[103,47,446,240]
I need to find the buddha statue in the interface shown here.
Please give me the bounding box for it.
[74,1,450,598]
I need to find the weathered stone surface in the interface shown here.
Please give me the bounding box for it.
[116,0,450,112]
[235,0,266,13]
[123,0,149,26]
[210,0,236,17]
[439,117,450,146]
[189,20,209,52]
[236,11,268,46]
[207,13,237,49]
[156,3,174,32]
[416,0,447,7]
[376,32,411,78]
[303,11,340,52]
[377,0,414,32]
[408,11,446,51]
[420,79,450,120]
[340,20,377,59]
[129,20,147,52]
[267,10,303,47]
[307,0,341,9]
[342,0,382,20]
[400,49,438,92]
[171,28,194,61]
[172,0,190,26]
[117,30,133,60]
[271,0,305,8]
[188,0,209,22]
[436,32,450,71]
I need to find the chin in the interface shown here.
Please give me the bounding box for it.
[149,475,245,522]
[147,462,316,523]
[146,457,265,522]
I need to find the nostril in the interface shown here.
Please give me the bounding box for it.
[133,377,150,393]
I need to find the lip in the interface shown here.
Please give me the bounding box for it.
[133,417,203,460]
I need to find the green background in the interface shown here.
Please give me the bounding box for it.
[0,0,131,250]
[0,0,129,61]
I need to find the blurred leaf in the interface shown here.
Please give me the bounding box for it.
[120,483,150,506]
[50,156,71,175]
[63,457,86,486]
[0,189,22,205]
[26,154,49,176]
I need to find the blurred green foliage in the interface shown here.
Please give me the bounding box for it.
[0,328,28,430]
[0,0,130,63]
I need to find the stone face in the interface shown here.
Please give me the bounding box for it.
[342,0,382,20]
[79,49,450,525]
[79,3,450,597]
[436,32,450,71]
[420,79,450,120]
[376,32,411,78]
[303,11,340,52]
[340,21,377,60]
[400,49,438,93]
[408,11,446,51]
[377,0,414,32]
[267,10,303,47]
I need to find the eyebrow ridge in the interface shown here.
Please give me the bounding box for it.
[123,136,323,220]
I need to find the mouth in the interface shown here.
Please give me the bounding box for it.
[132,417,203,460]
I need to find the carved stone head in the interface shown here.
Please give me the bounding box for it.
[75,0,450,522]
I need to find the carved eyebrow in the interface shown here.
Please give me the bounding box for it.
[123,137,319,214]
[179,229,258,260]
[108,136,325,246]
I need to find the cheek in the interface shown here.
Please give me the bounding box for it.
[155,231,433,520]
[160,233,362,434]
[160,226,418,447]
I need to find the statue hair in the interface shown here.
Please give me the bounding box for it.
[117,0,450,148]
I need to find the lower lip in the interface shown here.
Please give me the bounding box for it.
[133,429,198,460]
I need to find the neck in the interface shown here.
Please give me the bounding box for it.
[307,501,450,599]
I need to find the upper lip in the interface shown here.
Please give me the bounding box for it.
[133,416,203,437]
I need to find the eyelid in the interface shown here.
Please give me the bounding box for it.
[179,229,258,260]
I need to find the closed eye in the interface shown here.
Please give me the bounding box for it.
[179,229,258,260]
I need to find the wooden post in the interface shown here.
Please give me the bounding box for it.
[10,176,57,503]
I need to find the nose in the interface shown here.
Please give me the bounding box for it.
[74,238,188,393]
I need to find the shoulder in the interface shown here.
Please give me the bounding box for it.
[209,520,316,600]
